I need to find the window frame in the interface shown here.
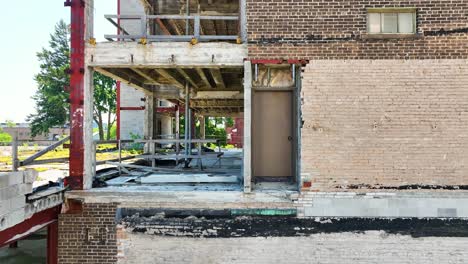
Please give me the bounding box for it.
[367,8,417,35]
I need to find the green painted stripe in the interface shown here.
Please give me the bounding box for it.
[231,208,297,216]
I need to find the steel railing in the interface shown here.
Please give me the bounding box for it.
[104,14,241,42]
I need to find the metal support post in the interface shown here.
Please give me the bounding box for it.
[184,83,190,167]
[11,132,19,172]
[118,140,122,175]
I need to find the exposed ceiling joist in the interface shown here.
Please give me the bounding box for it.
[210,68,226,89]
[155,19,172,35]
[196,68,212,89]
[154,69,185,89]
[176,68,199,90]
[168,19,184,35]
[95,67,151,95]
[132,68,160,84]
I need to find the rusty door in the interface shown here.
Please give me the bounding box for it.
[252,90,293,178]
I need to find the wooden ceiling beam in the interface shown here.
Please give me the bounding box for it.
[196,68,213,89]
[155,19,172,35]
[209,68,226,89]
[176,68,199,90]
[154,69,185,89]
[132,68,160,84]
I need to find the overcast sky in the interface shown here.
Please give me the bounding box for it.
[0,0,116,122]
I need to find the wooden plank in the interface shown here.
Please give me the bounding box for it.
[209,68,226,89]
[196,68,212,89]
[21,136,70,166]
[27,158,69,166]
[137,153,222,160]
[106,176,140,185]
[140,174,239,184]
[106,162,183,172]
[95,155,136,166]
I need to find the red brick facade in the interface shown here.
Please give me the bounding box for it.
[58,203,118,264]
[247,0,468,59]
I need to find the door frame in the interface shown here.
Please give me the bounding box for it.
[250,65,301,185]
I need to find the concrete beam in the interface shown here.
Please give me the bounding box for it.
[86,42,247,68]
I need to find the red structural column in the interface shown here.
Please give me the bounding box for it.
[47,221,59,264]
[65,0,86,190]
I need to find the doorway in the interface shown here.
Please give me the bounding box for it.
[252,89,294,180]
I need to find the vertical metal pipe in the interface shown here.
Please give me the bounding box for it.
[175,104,180,165]
[188,108,192,154]
[292,64,296,86]
[184,83,190,158]
[118,140,122,175]
[11,132,18,172]
[185,0,190,35]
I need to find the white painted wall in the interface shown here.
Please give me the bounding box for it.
[120,84,145,139]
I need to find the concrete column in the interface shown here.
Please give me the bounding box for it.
[200,116,206,139]
[83,67,95,190]
[82,0,95,190]
[161,115,172,137]
[240,0,247,43]
[243,61,252,193]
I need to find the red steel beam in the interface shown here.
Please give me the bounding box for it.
[0,206,61,248]
[249,59,309,65]
[65,0,86,190]
[120,106,145,111]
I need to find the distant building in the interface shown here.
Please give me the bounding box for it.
[1,123,69,141]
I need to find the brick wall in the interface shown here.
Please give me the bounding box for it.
[247,0,468,59]
[301,60,468,190]
[58,203,118,264]
[116,232,468,264]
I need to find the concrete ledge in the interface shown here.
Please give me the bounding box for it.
[86,42,248,68]
[298,192,468,218]
[66,190,296,209]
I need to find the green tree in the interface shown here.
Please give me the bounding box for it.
[93,72,117,140]
[5,120,16,128]
[28,20,116,140]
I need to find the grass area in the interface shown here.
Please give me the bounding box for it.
[0,144,142,166]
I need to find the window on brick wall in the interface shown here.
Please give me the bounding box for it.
[367,8,416,34]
